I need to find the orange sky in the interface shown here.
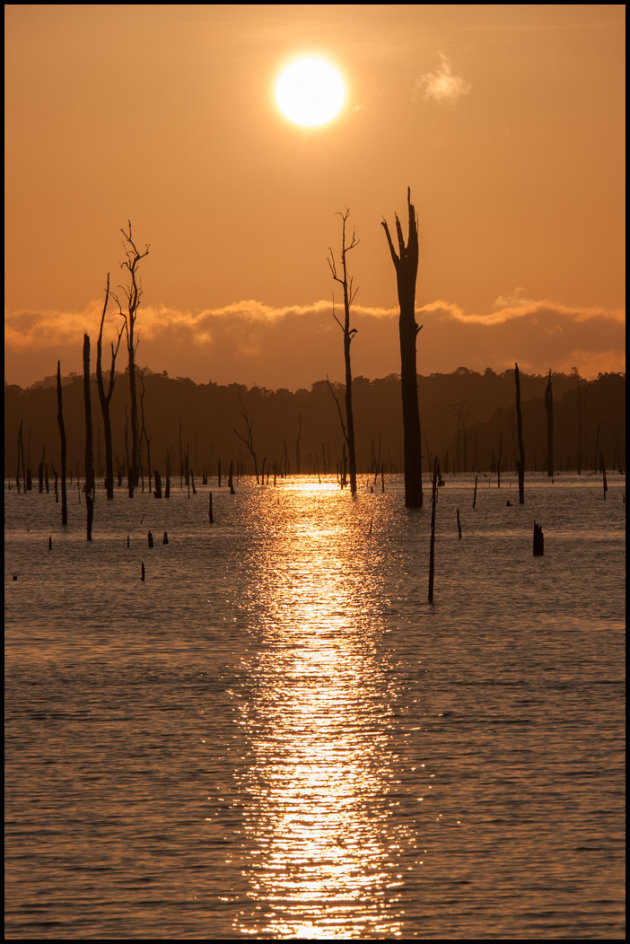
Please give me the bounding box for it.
[5,4,625,388]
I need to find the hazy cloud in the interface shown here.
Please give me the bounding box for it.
[415,53,471,104]
[5,295,624,390]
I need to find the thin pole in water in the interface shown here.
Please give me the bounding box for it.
[428,456,439,603]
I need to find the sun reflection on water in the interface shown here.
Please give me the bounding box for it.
[232,486,412,937]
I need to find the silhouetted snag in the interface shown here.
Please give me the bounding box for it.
[328,207,359,495]
[600,454,608,499]
[472,475,478,509]
[48,536,52,551]
[428,457,440,603]
[153,470,162,498]
[497,432,503,488]
[127,535,130,548]
[114,222,150,497]
[163,531,168,544]
[147,531,153,548]
[228,460,235,494]
[545,368,554,478]
[533,522,544,556]
[382,188,423,508]
[141,561,145,581]
[514,362,525,504]
[456,507,462,539]
[56,362,68,526]
[15,422,23,493]
[295,413,302,475]
[139,368,153,496]
[83,334,95,541]
[96,273,124,499]
[573,367,583,474]
[234,396,259,481]
[164,450,171,498]
[209,491,214,523]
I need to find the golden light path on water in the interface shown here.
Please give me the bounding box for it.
[232,480,416,937]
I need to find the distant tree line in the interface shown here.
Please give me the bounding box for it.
[5,367,625,486]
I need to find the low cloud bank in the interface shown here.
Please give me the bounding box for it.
[5,295,624,389]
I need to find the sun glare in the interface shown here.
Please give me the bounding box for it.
[275,57,345,127]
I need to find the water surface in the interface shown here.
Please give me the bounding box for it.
[4,474,625,938]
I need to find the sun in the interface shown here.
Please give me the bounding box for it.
[275,57,345,127]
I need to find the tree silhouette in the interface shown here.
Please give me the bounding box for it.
[327,207,359,495]
[382,187,423,508]
[96,273,124,499]
[114,221,150,497]
[514,362,525,503]
[83,334,95,540]
[545,368,554,478]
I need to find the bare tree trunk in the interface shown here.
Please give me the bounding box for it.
[96,273,123,500]
[56,362,68,526]
[600,453,608,499]
[328,208,359,495]
[83,334,95,541]
[514,362,525,504]
[382,188,422,508]
[114,223,149,497]
[428,457,440,603]
[545,368,554,478]
[574,367,583,474]
[497,431,503,488]
[233,395,259,482]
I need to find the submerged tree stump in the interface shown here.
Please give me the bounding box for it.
[533,522,544,556]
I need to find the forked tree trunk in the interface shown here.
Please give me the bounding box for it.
[382,188,422,508]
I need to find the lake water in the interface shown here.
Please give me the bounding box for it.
[4,473,626,939]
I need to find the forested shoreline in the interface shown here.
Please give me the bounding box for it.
[5,367,625,484]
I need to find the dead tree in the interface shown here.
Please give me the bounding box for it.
[428,457,440,603]
[83,334,95,540]
[56,361,68,526]
[382,187,423,508]
[545,368,554,478]
[328,207,359,496]
[96,273,124,499]
[139,368,152,495]
[233,395,259,482]
[114,221,150,497]
[497,431,503,488]
[514,362,525,504]
[573,367,583,474]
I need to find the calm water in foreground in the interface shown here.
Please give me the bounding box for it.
[4,473,626,940]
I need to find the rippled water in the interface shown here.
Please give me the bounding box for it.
[4,473,626,939]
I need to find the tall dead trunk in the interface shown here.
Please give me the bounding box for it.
[382,187,422,508]
[83,334,95,541]
[428,457,440,603]
[497,431,503,488]
[114,222,149,497]
[574,367,583,474]
[514,362,525,504]
[328,208,359,496]
[56,361,68,526]
[96,273,123,499]
[545,368,554,478]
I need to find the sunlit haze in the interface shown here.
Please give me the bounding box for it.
[4,4,625,388]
